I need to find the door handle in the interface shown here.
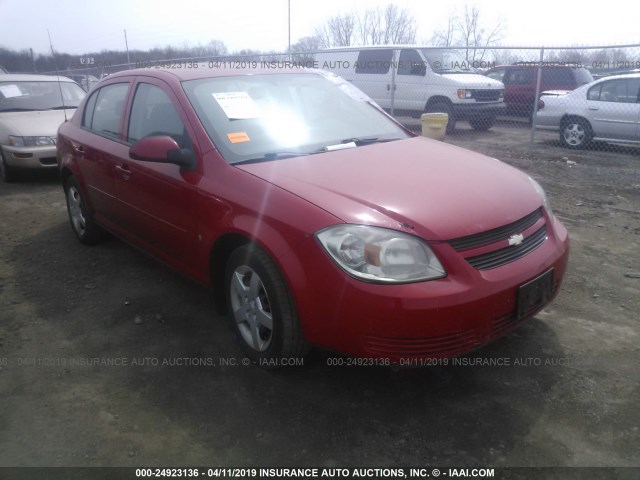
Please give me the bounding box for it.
[588,106,599,111]
[72,142,85,153]
[115,164,131,180]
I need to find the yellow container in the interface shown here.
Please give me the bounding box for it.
[420,113,449,141]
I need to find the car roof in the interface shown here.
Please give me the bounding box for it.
[0,73,76,82]
[594,72,640,80]
[318,45,455,52]
[490,64,587,70]
[104,65,319,82]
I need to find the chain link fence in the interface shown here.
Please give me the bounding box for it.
[49,44,640,153]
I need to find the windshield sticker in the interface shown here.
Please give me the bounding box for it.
[227,132,251,144]
[213,92,261,119]
[0,84,23,98]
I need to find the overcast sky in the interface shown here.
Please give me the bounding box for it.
[1,0,638,55]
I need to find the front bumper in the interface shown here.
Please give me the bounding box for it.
[1,144,58,169]
[282,214,569,361]
[452,102,506,120]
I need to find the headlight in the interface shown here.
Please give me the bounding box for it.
[316,225,446,283]
[8,135,56,147]
[528,177,554,217]
[457,89,473,99]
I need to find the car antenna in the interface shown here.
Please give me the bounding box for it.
[47,29,68,122]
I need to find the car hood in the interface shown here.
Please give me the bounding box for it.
[236,137,543,241]
[443,73,504,89]
[0,109,74,137]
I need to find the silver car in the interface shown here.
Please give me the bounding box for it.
[0,74,86,182]
[535,73,640,149]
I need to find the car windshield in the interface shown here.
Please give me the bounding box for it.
[181,72,410,164]
[0,80,86,112]
[421,49,473,73]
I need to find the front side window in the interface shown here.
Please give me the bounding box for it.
[128,83,187,147]
[398,49,426,76]
[505,69,534,86]
[182,72,410,164]
[83,83,129,139]
[486,69,505,82]
[588,79,631,103]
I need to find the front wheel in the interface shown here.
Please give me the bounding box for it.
[0,150,16,183]
[64,176,105,245]
[560,118,593,149]
[469,116,495,131]
[225,245,309,365]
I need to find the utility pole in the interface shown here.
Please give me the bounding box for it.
[124,29,131,68]
[288,0,291,61]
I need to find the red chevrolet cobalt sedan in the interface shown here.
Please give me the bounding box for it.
[57,66,569,365]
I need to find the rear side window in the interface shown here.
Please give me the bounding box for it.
[128,83,187,147]
[82,83,129,139]
[589,78,640,103]
[355,49,394,74]
[542,68,574,86]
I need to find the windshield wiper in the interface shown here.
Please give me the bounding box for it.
[234,151,314,165]
[338,137,400,146]
[49,105,78,110]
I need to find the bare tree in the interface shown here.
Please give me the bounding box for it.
[430,4,504,64]
[316,4,416,48]
[290,36,323,62]
[430,15,456,47]
[456,4,504,63]
[315,13,357,48]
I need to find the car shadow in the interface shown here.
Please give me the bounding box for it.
[5,221,574,467]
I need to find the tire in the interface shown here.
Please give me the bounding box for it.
[64,176,104,245]
[469,116,496,131]
[0,149,16,183]
[560,117,593,149]
[425,101,456,133]
[225,245,309,366]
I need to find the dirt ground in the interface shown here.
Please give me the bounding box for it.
[0,120,638,475]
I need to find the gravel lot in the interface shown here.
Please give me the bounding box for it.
[0,121,638,475]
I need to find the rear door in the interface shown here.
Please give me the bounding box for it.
[75,80,132,224]
[352,49,395,109]
[114,77,203,270]
[586,78,640,140]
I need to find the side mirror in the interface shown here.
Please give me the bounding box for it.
[129,136,196,171]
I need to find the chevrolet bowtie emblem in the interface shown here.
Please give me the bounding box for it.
[508,233,524,246]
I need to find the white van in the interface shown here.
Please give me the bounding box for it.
[314,46,505,132]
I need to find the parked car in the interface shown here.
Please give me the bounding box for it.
[57,66,569,365]
[486,64,593,119]
[0,74,86,182]
[315,46,505,132]
[68,73,99,92]
[536,73,640,149]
